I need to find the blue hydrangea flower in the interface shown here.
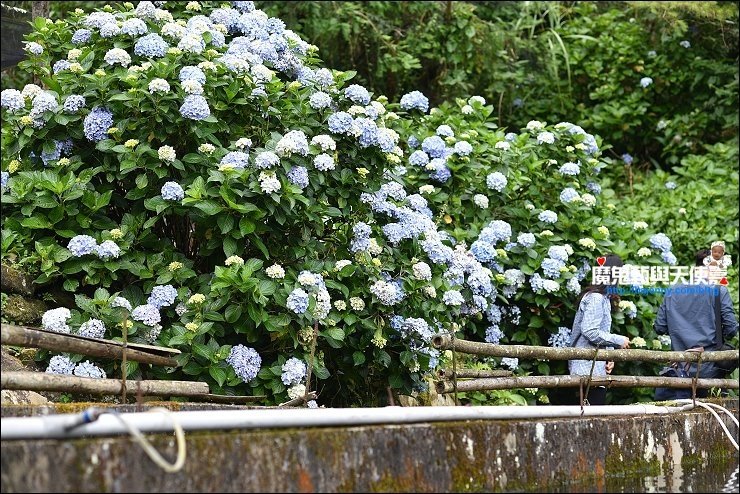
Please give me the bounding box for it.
[1,89,24,111]
[287,166,309,189]
[344,84,371,105]
[399,91,429,112]
[179,95,211,120]
[649,233,672,253]
[96,240,121,260]
[313,153,335,171]
[639,77,653,88]
[74,360,106,379]
[63,95,86,113]
[161,181,185,201]
[537,131,555,144]
[309,91,332,110]
[559,188,580,203]
[78,319,106,339]
[148,284,178,308]
[179,66,206,85]
[538,210,558,224]
[541,258,565,278]
[111,296,132,311]
[132,304,161,326]
[505,132,518,141]
[220,151,249,169]
[30,91,59,119]
[486,172,507,192]
[281,357,307,386]
[661,251,677,265]
[408,150,429,167]
[313,68,334,87]
[442,290,464,306]
[353,117,378,148]
[1,171,9,192]
[421,136,446,159]
[328,112,353,134]
[226,344,261,382]
[287,288,309,314]
[350,222,371,252]
[485,325,504,344]
[454,141,473,156]
[586,181,602,195]
[622,153,634,165]
[436,125,454,137]
[83,12,116,29]
[665,181,677,190]
[254,151,279,169]
[53,60,71,74]
[68,235,97,256]
[517,232,536,248]
[430,165,451,183]
[135,33,169,58]
[121,18,148,36]
[100,23,122,38]
[46,355,75,375]
[83,106,114,142]
[559,162,580,176]
[71,29,92,45]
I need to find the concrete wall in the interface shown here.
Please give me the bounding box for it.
[1,401,738,492]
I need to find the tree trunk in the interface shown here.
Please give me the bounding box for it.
[31,1,49,19]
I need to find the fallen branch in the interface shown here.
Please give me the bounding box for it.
[435,375,739,394]
[432,335,739,364]
[1,371,209,397]
[278,391,317,407]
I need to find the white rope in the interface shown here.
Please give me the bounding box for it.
[105,407,187,473]
[673,399,739,451]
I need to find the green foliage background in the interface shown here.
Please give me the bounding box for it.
[1,1,737,406]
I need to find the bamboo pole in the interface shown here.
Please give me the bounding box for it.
[1,372,209,397]
[435,375,739,394]
[432,334,739,364]
[437,369,513,379]
[1,324,178,367]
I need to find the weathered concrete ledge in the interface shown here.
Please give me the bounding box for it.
[1,400,738,492]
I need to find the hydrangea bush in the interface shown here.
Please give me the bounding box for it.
[1,1,678,405]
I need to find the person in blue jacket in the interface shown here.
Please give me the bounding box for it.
[654,249,738,400]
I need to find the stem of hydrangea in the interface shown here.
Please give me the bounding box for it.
[121,314,128,404]
[304,320,319,404]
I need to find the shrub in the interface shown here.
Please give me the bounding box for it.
[1,1,694,406]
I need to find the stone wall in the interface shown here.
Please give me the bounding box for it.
[1,401,738,492]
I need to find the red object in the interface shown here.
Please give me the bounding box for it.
[596,257,606,266]
[719,277,728,286]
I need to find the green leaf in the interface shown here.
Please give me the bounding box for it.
[209,366,227,387]
[225,304,242,324]
[194,200,223,216]
[324,327,345,341]
[352,351,365,366]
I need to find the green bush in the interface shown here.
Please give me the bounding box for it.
[1,1,727,406]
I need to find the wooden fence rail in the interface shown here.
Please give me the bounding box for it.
[1,323,178,367]
[435,375,739,394]
[1,372,209,397]
[432,334,739,364]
